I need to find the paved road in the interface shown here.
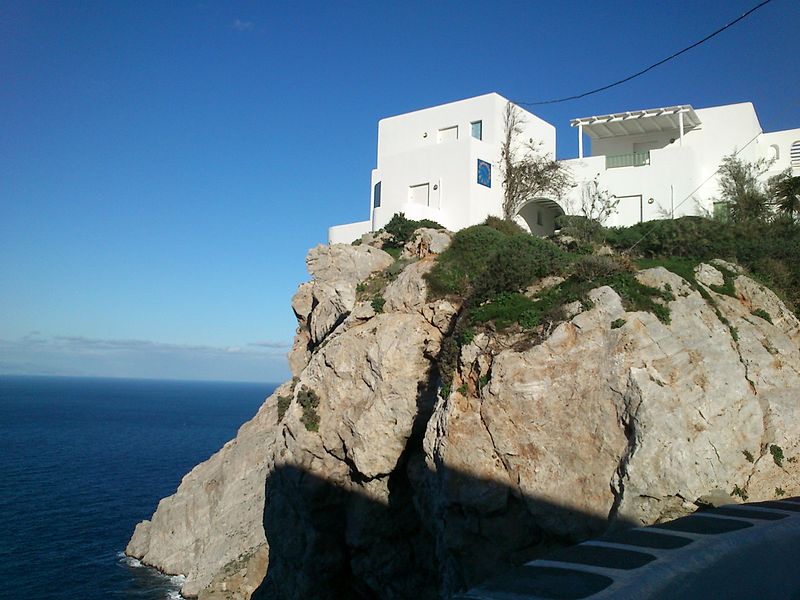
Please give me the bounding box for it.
[454,498,800,599]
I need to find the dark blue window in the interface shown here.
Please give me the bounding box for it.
[373,181,381,208]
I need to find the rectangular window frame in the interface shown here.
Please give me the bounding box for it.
[471,120,482,140]
[373,181,381,208]
[437,125,459,143]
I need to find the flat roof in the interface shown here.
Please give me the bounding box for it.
[570,105,701,139]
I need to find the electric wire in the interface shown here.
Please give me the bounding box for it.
[516,0,776,106]
[624,130,762,253]
[620,95,800,253]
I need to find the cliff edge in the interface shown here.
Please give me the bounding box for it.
[127,227,800,599]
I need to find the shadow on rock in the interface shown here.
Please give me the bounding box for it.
[252,461,635,600]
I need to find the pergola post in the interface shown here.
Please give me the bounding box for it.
[679,111,685,146]
[578,124,584,158]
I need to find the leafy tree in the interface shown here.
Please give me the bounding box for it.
[772,173,800,220]
[717,153,773,223]
[500,102,571,220]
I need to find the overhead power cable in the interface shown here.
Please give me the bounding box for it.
[516,0,775,106]
[622,96,799,253]
[624,131,761,253]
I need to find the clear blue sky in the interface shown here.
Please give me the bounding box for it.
[1,0,797,383]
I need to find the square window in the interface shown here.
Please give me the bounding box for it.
[373,181,381,208]
[477,159,491,187]
[471,120,482,140]
[713,201,730,222]
[437,126,458,143]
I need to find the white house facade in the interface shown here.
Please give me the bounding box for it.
[329,93,800,243]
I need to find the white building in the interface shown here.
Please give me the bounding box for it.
[329,93,800,243]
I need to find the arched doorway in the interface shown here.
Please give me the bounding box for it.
[515,198,566,236]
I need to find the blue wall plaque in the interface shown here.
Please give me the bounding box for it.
[477,159,491,187]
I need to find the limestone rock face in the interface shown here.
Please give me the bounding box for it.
[306,243,393,284]
[259,314,443,599]
[383,259,435,314]
[125,381,288,598]
[129,253,800,599]
[401,228,453,259]
[291,244,394,372]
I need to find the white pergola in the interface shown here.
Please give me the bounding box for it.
[570,105,702,158]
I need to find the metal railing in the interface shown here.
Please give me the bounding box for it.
[606,151,650,169]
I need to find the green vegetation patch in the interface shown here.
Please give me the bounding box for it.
[610,318,626,330]
[471,292,542,330]
[384,212,443,248]
[708,263,738,298]
[751,308,773,324]
[482,215,528,237]
[356,258,413,302]
[471,270,672,331]
[732,484,749,501]
[473,235,566,301]
[636,256,741,339]
[425,225,508,298]
[297,386,320,432]
[607,216,800,317]
[371,295,386,313]
[276,395,291,422]
[770,444,784,467]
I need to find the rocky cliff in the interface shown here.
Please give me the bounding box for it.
[127,229,800,599]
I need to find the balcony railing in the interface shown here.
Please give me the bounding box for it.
[606,151,650,169]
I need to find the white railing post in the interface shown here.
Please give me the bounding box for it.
[578,124,584,159]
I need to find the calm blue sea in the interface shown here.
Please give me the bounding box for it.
[0,375,275,600]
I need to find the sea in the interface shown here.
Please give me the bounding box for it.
[0,375,275,600]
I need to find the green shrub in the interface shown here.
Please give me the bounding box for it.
[384,212,443,247]
[384,246,402,260]
[751,308,773,324]
[732,484,749,501]
[276,395,291,422]
[555,215,605,243]
[384,258,411,279]
[607,216,800,316]
[482,215,528,236]
[297,386,320,432]
[610,318,626,329]
[572,254,630,282]
[425,225,507,298]
[458,327,475,346]
[776,487,786,497]
[371,295,386,313]
[605,216,738,259]
[771,444,784,467]
[473,235,565,300]
[471,292,542,330]
[742,449,755,463]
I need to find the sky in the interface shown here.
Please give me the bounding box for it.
[1,0,798,383]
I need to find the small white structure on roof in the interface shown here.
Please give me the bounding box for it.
[329,94,800,243]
